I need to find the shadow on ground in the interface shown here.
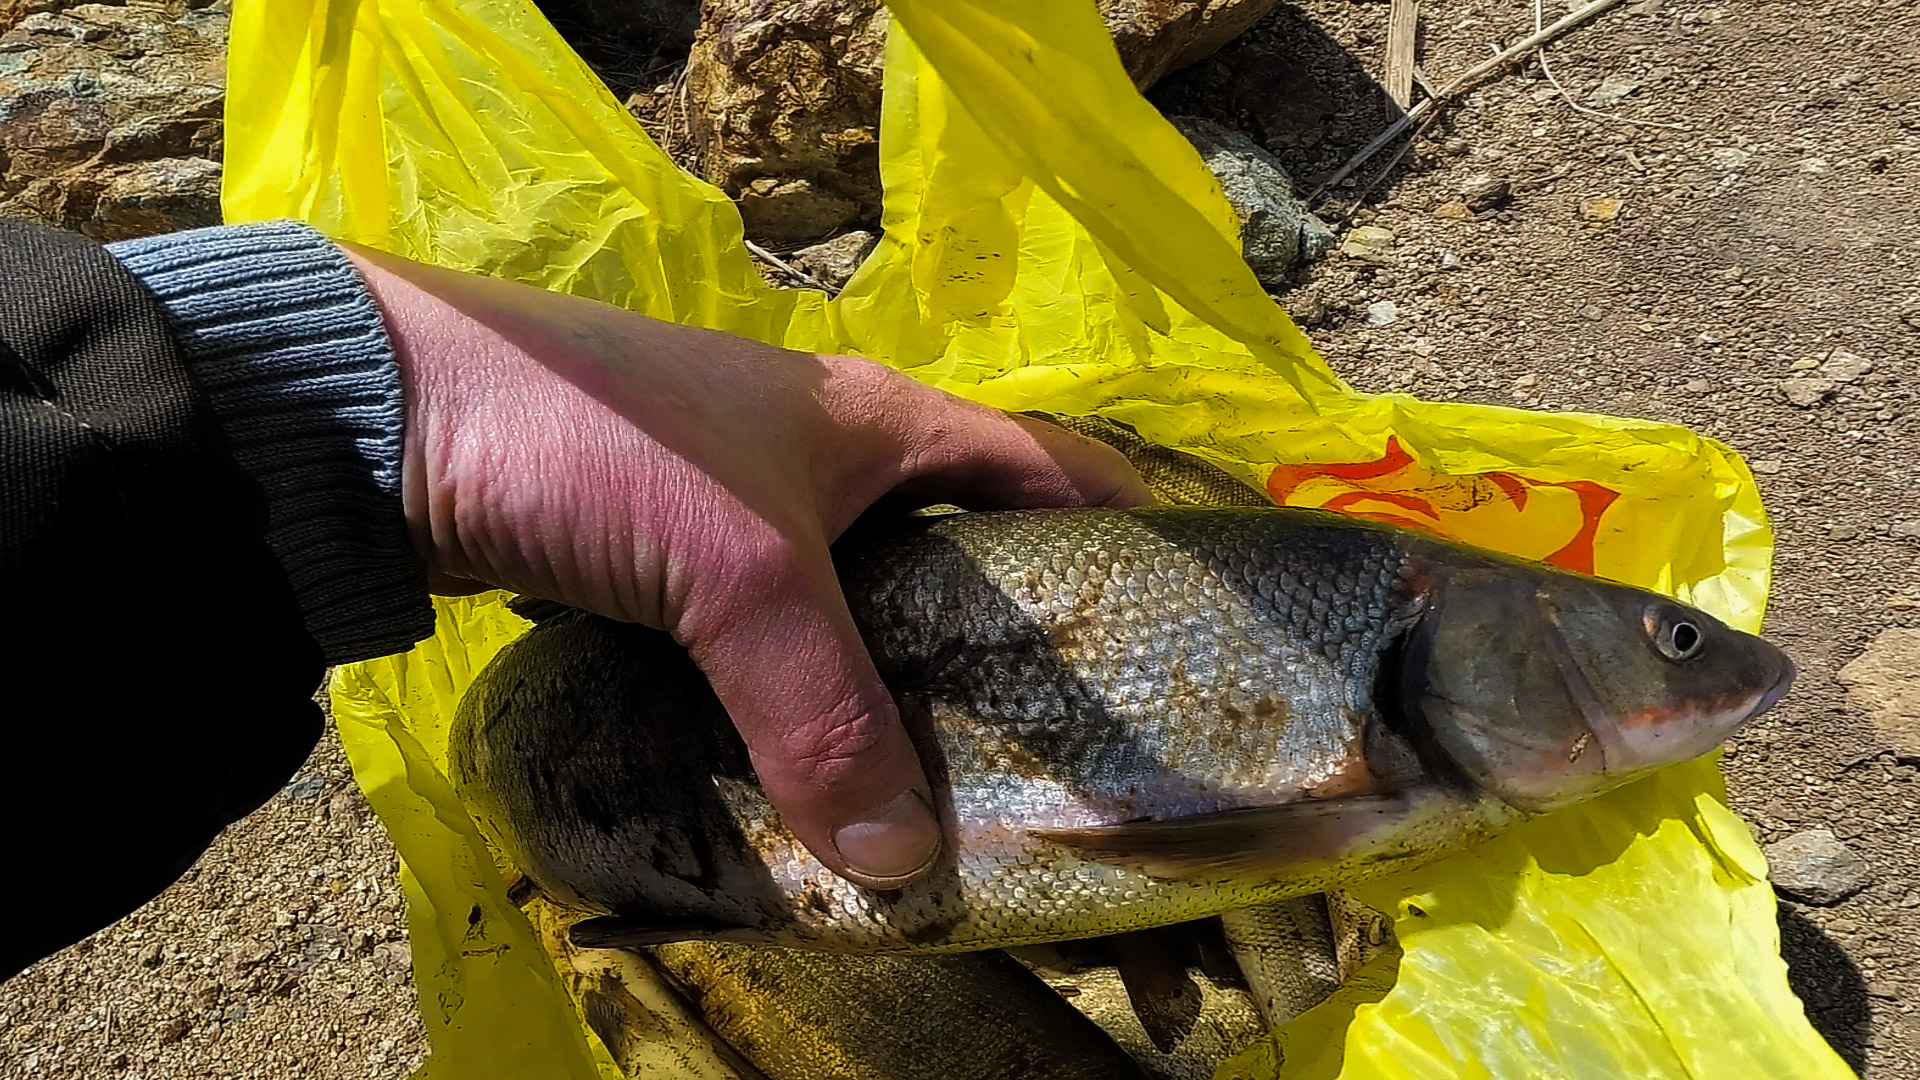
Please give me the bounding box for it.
[1781,906,1872,1073]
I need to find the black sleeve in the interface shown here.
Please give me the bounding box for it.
[0,218,326,978]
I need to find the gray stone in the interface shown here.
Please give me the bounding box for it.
[284,774,327,802]
[1766,828,1870,905]
[790,229,876,290]
[1820,349,1872,383]
[1171,116,1333,284]
[1781,377,1835,407]
[1364,300,1398,327]
[1588,75,1642,107]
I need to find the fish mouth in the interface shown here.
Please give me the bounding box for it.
[1750,657,1796,719]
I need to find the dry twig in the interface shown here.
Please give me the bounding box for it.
[1384,0,1420,110]
[1531,0,1685,130]
[1310,0,1636,201]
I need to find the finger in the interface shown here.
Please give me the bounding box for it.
[678,539,942,890]
[864,386,1155,514]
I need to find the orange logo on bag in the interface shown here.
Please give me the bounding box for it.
[1265,437,1619,574]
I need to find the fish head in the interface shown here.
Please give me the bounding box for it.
[1399,563,1794,814]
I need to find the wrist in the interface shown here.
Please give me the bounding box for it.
[107,222,436,662]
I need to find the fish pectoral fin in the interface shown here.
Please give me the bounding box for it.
[568,914,752,950]
[1030,792,1421,882]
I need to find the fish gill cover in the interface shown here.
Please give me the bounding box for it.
[221,0,1849,1075]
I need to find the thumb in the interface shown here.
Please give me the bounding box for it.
[680,542,942,890]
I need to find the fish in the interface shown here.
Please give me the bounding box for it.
[450,499,1794,957]
[643,940,1147,1080]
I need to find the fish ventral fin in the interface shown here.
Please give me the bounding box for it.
[1030,792,1421,881]
[568,914,748,950]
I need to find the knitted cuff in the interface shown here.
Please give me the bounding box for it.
[108,221,435,664]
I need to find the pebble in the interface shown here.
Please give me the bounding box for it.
[284,774,327,802]
[1588,76,1643,107]
[1790,356,1823,371]
[1766,828,1871,905]
[1578,196,1622,222]
[1781,377,1835,407]
[1820,349,1872,382]
[1461,174,1512,212]
[1894,522,1920,539]
[1433,200,1473,220]
[1365,300,1399,326]
[1514,374,1539,389]
[1711,146,1754,169]
[1684,377,1711,393]
[1828,524,1860,540]
[1579,304,1605,320]
[1339,225,1397,258]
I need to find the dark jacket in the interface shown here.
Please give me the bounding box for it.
[0,217,429,978]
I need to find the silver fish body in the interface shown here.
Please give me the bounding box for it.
[452,504,1791,957]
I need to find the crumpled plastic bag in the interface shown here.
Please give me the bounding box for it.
[222,0,1851,1076]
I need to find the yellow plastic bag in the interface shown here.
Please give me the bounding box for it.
[223,0,1850,1076]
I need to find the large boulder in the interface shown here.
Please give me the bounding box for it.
[688,0,1276,244]
[0,1,227,240]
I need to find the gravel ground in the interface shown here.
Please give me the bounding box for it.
[3,0,1915,1076]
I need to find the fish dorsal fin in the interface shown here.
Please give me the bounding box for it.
[1030,791,1429,882]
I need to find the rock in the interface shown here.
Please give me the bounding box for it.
[1840,628,1920,757]
[0,2,227,239]
[1828,524,1860,540]
[1766,828,1870,905]
[1587,75,1642,107]
[688,0,1271,243]
[1432,200,1472,220]
[1579,304,1605,320]
[1171,116,1333,284]
[1364,300,1398,327]
[1820,349,1872,382]
[1100,0,1277,88]
[1513,374,1539,390]
[1578,196,1622,222]
[1461,174,1511,212]
[790,228,876,289]
[1338,225,1395,258]
[1790,356,1823,371]
[1684,377,1710,393]
[284,774,327,801]
[157,1015,191,1045]
[372,940,413,978]
[685,0,889,244]
[137,942,163,968]
[1781,377,1835,407]
[1894,522,1920,539]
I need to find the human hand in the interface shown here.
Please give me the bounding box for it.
[341,245,1152,889]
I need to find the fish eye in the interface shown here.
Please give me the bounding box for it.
[1657,618,1704,661]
